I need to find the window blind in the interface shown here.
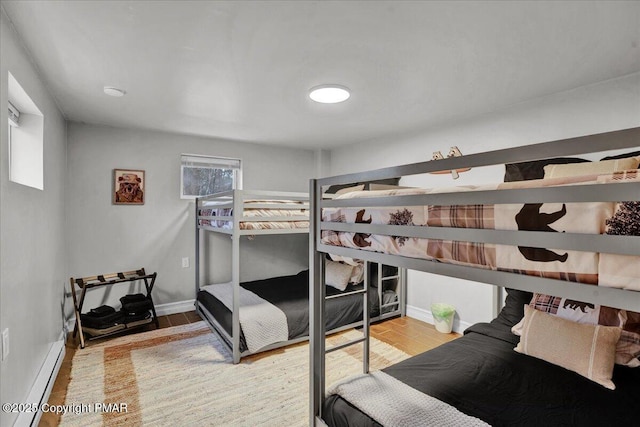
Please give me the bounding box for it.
[181,154,241,169]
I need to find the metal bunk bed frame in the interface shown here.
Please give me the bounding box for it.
[309,127,640,425]
[195,189,309,363]
[195,190,408,364]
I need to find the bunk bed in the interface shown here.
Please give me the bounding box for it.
[309,128,640,426]
[195,189,406,363]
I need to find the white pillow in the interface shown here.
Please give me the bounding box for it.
[349,262,365,284]
[325,260,354,291]
[329,254,360,266]
[334,184,365,195]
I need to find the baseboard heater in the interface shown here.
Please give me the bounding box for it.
[14,340,65,427]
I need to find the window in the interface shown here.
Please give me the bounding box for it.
[181,154,242,199]
[8,71,44,190]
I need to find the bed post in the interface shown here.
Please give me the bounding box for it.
[400,268,407,317]
[363,261,370,374]
[309,178,326,426]
[195,197,200,299]
[232,190,242,364]
[493,286,503,319]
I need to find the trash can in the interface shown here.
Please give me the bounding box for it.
[431,303,455,333]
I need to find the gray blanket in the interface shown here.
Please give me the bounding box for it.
[202,282,288,353]
[328,371,490,427]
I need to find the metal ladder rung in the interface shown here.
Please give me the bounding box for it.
[326,288,366,300]
[380,302,399,309]
[325,337,365,354]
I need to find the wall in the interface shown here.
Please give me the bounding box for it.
[0,9,68,427]
[8,113,44,189]
[66,123,316,313]
[329,72,640,328]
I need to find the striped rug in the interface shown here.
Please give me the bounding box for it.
[60,322,409,426]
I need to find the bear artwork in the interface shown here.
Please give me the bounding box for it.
[115,172,144,204]
[515,203,568,263]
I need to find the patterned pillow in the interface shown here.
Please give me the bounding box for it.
[512,293,640,367]
[515,305,621,390]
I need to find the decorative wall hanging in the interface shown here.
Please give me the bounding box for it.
[113,169,145,205]
[430,146,471,179]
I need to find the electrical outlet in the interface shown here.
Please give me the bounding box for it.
[1,328,9,361]
[182,257,190,268]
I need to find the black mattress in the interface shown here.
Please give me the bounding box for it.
[197,270,380,353]
[322,320,640,426]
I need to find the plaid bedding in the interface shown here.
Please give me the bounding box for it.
[199,199,308,230]
[427,204,494,229]
[321,170,640,289]
[426,240,495,270]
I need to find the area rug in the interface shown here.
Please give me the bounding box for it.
[59,322,409,426]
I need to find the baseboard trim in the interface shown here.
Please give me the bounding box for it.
[14,340,65,427]
[155,299,196,316]
[406,304,471,334]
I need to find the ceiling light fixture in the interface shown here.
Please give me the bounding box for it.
[103,86,126,97]
[309,85,350,104]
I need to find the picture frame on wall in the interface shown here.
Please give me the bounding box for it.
[113,169,145,205]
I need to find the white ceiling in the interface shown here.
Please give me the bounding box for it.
[3,1,639,149]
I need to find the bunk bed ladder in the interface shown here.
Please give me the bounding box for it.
[310,179,375,426]
[323,261,372,372]
[376,263,406,319]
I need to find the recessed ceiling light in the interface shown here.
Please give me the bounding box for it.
[104,86,126,97]
[309,85,350,103]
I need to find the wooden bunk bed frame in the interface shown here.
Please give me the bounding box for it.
[308,127,640,425]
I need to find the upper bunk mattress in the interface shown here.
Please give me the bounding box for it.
[321,170,640,289]
[199,199,309,230]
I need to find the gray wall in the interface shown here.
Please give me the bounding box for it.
[329,72,640,328]
[66,123,315,312]
[1,10,68,427]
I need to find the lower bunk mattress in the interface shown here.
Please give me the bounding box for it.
[322,321,640,426]
[197,270,384,354]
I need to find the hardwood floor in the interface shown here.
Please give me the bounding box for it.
[39,312,459,426]
[370,315,460,355]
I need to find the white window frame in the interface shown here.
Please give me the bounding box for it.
[8,72,44,191]
[180,154,242,199]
